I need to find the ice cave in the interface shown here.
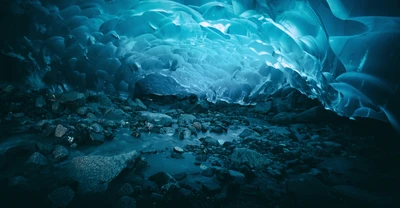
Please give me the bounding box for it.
[0,0,399,207]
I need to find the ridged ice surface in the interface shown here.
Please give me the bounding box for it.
[2,0,400,131]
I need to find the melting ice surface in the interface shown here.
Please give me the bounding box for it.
[3,0,400,132]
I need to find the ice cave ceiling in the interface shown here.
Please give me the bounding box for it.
[1,0,400,132]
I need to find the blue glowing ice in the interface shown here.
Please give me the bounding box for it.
[3,0,400,131]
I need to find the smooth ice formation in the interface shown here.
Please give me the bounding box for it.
[1,0,400,132]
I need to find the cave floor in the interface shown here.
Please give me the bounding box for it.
[0,87,399,208]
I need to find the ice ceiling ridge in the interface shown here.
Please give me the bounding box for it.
[3,0,400,133]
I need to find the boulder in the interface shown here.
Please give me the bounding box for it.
[116,196,137,208]
[69,150,139,195]
[26,152,48,167]
[185,100,209,113]
[138,111,173,126]
[52,145,69,161]
[230,148,272,170]
[252,101,272,113]
[59,91,86,107]
[55,124,68,138]
[238,128,260,138]
[48,186,75,208]
[178,114,196,124]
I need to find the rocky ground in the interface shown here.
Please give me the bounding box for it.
[0,85,399,208]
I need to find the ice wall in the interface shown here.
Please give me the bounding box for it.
[1,0,400,132]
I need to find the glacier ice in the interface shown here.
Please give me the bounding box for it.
[1,0,399,132]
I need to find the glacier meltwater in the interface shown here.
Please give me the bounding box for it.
[2,0,400,132]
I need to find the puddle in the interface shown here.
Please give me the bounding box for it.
[1,125,245,180]
[142,152,202,178]
[80,125,245,156]
[80,128,202,156]
[0,133,51,153]
[79,127,243,178]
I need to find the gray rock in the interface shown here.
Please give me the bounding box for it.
[187,125,198,136]
[34,120,49,131]
[123,106,133,112]
[161,181,180,196]
[139,111,173,126]
[178,114,196,124]
[69,150,139,195]
[89,132,105,144]
[210,125,226,134]
[104,120,118,128]
[252,101,272,113]
[76,107,89,116]
[273,96,296,113]
[323,141,342,148]
[294,106,335,123]
[178,188,195,198]
[186,100,209,113]
[200,136,220,146]
[238,128,260,138]
[36,142,54,155]
[55,124,68,138]
[228,170,247,185]
[151,192,164,201]
[104,108,130,120]
[267,126,292,135]
[175,127,191,140]
[230,148,272,170]
[95,94,115,107]
[192,122,202,131]
[173,173,187,181]
[59,91,86,107]
[213,168,230,183]
[148,172,181,195]
[119,183,134,196]
[142,181,157,193]
[86,113,96,119]
[26,152,48,166]
[134,98,147,110]
[52,145,69,161]
[35,96,46,108]
[52,101,61,113]
[201,122,211,132]
[90,123,104,133]
[149,172,179,187]
[48,186,75,208]
[202,182,221,196]
[266,168,283,179]
[270,112,297,125]
[174,146,184,153]
[116,196,137,208]
[127,99,138,108]
[295,132,309,141]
